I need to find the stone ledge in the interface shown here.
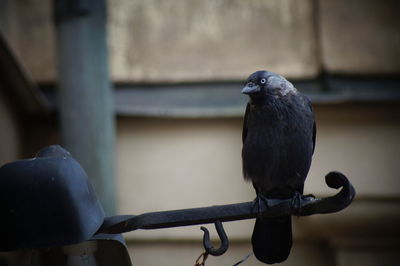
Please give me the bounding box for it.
[39,76,400,118]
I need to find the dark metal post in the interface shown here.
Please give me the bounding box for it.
[53,0,116,215]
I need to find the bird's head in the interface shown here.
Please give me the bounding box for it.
[242,70,296,102]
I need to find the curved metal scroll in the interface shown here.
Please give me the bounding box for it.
[299,171,355,215]
[200,221,229,256]
[99,171,356,234]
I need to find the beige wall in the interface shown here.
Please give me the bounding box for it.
[127,240,336,266]
[6,0,319,83]
[116,104,400,265]
[117,104,400,219]
[319,0,400,74]
[116,104,400,215]
[6,0,400,84]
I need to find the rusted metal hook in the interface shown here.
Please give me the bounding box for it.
[200,220,229,256]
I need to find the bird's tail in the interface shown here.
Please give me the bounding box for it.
[251,215,292,264]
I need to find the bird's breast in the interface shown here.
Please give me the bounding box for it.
[242,99,314,195]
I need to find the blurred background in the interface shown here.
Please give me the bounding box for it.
[0,0,399,265]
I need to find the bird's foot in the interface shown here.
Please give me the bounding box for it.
[291,191,303,213]
[251,195,270,218]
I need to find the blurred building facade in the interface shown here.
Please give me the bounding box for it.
[0,0,400,265]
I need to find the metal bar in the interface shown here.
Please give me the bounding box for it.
[53,0,116,215]
[99,171,355,234]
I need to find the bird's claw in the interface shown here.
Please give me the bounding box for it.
[291,191,305,214]
[251,195,270,218]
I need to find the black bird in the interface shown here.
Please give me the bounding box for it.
[241,70,316,264]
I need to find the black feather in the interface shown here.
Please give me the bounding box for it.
[252,216,292,264]
[241,70,315,264]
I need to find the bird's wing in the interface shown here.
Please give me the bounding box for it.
[242,103,250,144]
[312,120,316,155]
[304,95,316,155]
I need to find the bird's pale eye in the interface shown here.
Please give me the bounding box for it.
[260,78,266,84]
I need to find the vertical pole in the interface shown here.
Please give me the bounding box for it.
[53,0,116,215]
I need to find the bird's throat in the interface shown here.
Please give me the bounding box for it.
[249,94,268,106]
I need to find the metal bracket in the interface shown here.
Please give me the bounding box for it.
[200,221,229,256]
[98,171,355,235]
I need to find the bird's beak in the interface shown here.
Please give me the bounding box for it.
[241,83,260,95]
